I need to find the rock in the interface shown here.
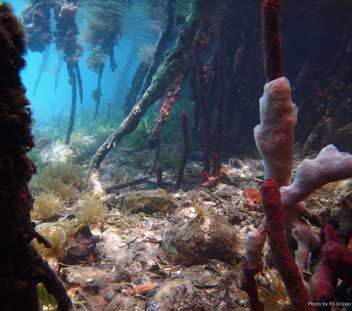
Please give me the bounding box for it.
[145,261,241,311]
[333,122,352,152]
[330,206,352,243]
[61,266,112,286]
[119,189,175,214]
[63,226,100,264]
[162,210,242,265]
[113,241,162,283]
[334,179,352,208]
[145,279,209,311]
[214,184,236,199]
[97,227,125,261]
[185,162,203,178]
[229,158,244,168]
[104,295,144,311]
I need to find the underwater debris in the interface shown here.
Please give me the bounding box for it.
[256,269,291,311]
[145,279,207,311]
[243,188,262,205]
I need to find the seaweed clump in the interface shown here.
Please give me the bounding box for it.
[33,225,67,258]
[31,162,83,201]
[32,192,64,221]
[74,195,107,225]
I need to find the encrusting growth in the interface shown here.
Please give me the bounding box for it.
[149,73,184,173]
[0,4,72,310]
[261,179,312,311]
[20,0,54,96]
[20,0,53,52]
[261,0,284,81]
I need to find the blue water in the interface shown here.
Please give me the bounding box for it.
[10,0,158,125]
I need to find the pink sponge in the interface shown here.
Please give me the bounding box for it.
[281,144,352,209]
[254,77,297,187]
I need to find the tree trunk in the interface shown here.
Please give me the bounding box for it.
[0,4,72,310]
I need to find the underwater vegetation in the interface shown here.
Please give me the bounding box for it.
[34,224,67,258]
[32,192,65,221]
[2,0,352,310]
[74,194,107,225]
[31,162,83,201]
[70,119,120,156]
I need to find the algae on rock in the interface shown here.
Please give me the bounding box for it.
[162,209,242,265]
[119,189,175,214]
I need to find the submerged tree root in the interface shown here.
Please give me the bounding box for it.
[136,0,176,101]
[89,0,204,186]
[0,4,72,309]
